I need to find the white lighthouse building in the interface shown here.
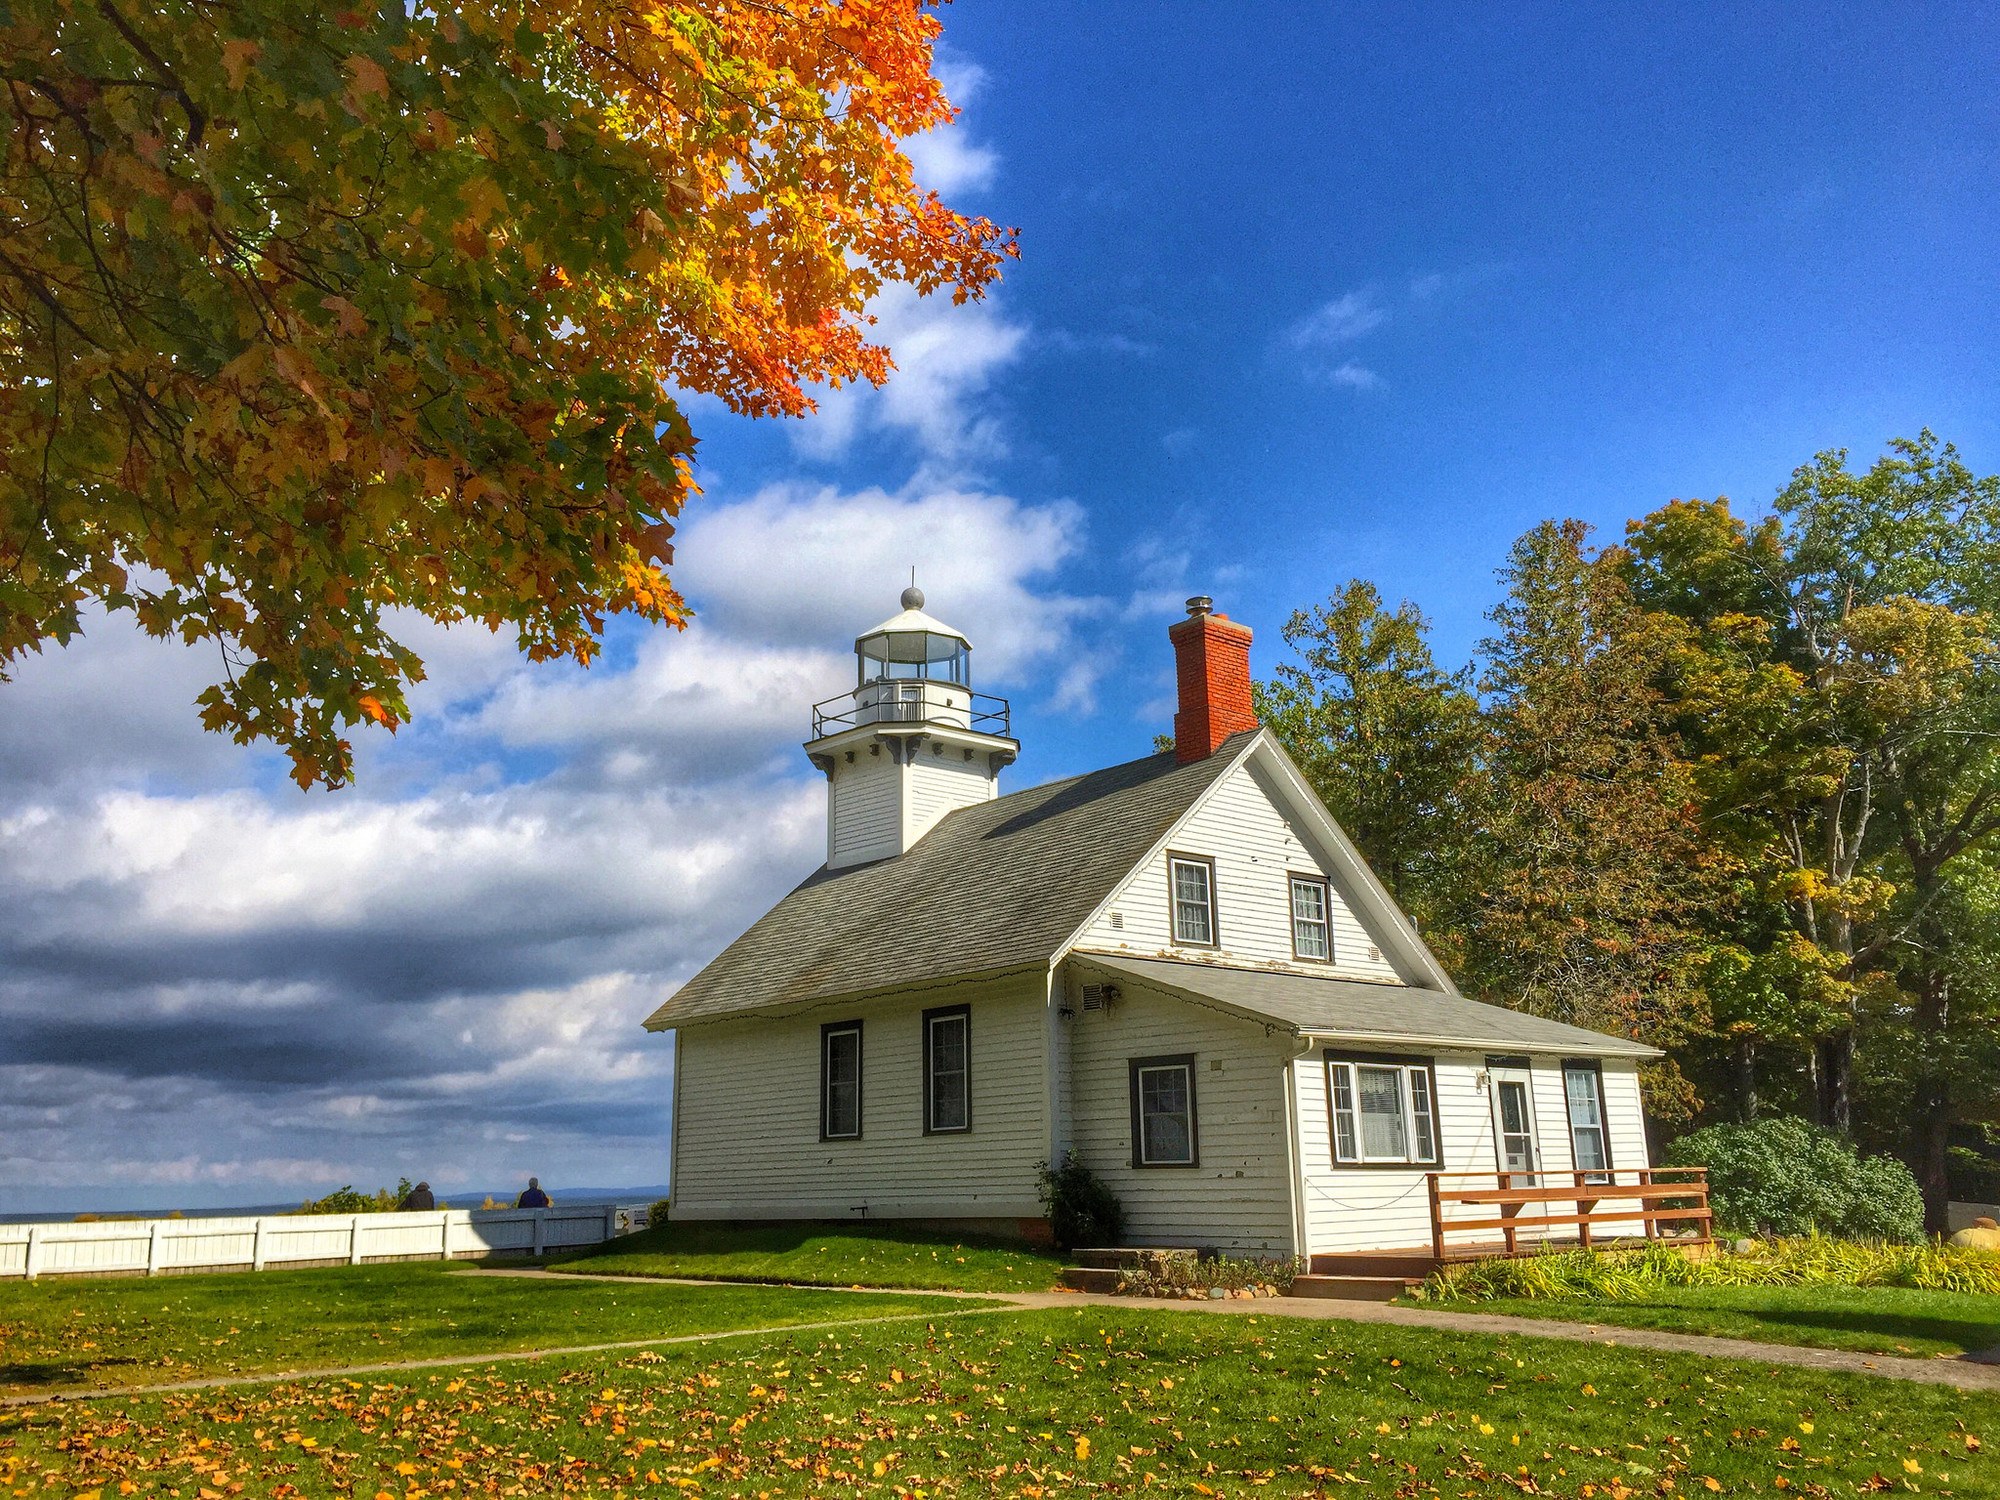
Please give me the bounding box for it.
[804,586,1020,870]
[648,594,1666,1266]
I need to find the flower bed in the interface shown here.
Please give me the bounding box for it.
[1116,1251,1304,1300]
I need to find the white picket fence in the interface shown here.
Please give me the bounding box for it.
[0,1202,652,1281]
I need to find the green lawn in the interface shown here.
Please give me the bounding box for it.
[0,1261,976,1397]
[4,1306,1994,1497]
[551,1219,1069,1292]
[1422,1282,2000,1359]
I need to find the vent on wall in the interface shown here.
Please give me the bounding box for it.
[1108,911,1124,930]
[1080,983,1120,1012]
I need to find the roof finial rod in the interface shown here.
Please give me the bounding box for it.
[901,566,925,612]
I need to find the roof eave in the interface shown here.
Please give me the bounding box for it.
[643,958,1050,1032]
[1294,1026,1661,1060]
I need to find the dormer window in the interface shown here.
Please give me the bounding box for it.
[1168,854,1216,946]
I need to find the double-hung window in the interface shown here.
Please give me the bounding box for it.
[923,1005,971,1134]
[1128,1054,1199,1166]
[1289,874,1333,961]
[1326,1054,1440,1166]
[1168,854,1216,946]
[1562,1059,1612,1183]
[820,1021,863,1140]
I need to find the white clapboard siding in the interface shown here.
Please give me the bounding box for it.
[671,973,1050,1223]
[1063,973,1298,1253]
[906,744,993,839]
[1295,1050,1655,1254]
[828,751,902,868]
[1077,759,1403,983]
[0,1204,645,1281]
[1297,1049,1496,1254]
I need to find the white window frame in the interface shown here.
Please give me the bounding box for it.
[1289,873,1333,962]
[1562,1059,1612,1183]
[1326,1054,1440,1166]
[1167,854,1217,947]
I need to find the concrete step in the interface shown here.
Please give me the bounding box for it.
[1289,1274,1422,1303]
[1070,1246,1201,1271]
[1059,1266,1123,1293]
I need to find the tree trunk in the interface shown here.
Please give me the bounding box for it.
[1814,1031,1854,1135]
[1733,1035,1758,1123]
[1916,969,1954,1236]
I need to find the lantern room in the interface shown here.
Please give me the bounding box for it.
[806,586,1018,870]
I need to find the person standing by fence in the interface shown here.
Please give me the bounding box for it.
[515,1178,551,1209]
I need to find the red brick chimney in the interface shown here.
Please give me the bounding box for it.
[1168,596,1258,764]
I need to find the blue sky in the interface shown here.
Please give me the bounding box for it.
[696,0,2000,777]
[1,1,1994,1211]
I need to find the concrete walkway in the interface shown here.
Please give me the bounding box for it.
[12,1270,2000,1408]
[1013,1289,2000,1394]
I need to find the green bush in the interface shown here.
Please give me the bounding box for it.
[1662,1117,1924,1242]
[1418,1236,2000,1303]
[1036,1153,1125,1250]
[294,1179,417,1215]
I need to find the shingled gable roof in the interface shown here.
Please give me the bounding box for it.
[642,730,1262,1030]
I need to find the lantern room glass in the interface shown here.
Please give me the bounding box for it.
[856,629,970,687]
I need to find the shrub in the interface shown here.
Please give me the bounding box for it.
[1417,1236,2000,1303]
[1036,1153,1125,1249]
[648,1199,673,1230]
[294,1180,413,1215]
[1663,1117,1924,1242]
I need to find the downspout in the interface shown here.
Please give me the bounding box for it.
[1045,961,1071,1167]
[1281,1032,1316,1262]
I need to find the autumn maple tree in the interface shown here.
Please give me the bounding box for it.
[1,0,1012,785]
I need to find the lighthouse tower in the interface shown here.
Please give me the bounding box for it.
[806,587,1019,870]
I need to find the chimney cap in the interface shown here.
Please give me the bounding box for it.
[1184,595,1214,617]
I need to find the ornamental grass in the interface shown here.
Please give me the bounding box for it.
[1417,1235,2000,1303]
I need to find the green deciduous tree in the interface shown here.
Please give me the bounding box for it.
[1255,580,1482,957]
[1470,520,1721,1117]
[1622,435,2000,1177]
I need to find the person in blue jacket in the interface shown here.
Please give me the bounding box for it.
[515,1177,552,1209]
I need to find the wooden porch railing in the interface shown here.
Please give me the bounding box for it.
[1425,1166,1711,1261]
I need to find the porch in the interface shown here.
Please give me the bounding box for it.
[1310,1165,1712,1279]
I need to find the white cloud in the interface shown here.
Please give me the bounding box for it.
[793,284,1026,467]
[905,127,998,198]
[676,481,1088,676]
[904,52,999,196]
[1327,361,1382,390]
[1286,288,1390,350]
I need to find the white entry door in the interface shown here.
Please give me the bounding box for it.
[1488,1062,1540,1182]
